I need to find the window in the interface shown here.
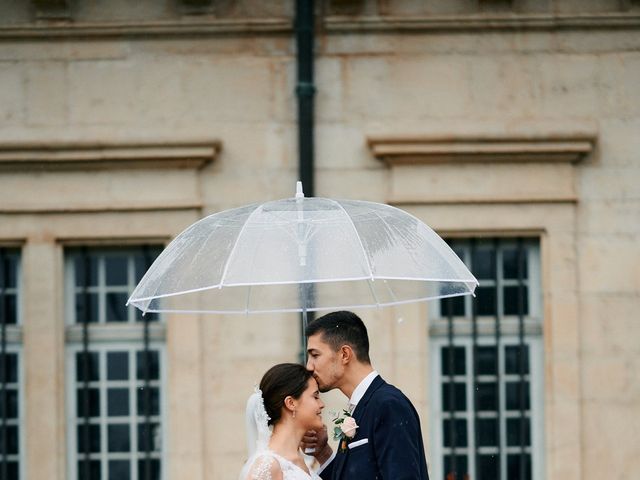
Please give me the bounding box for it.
[69,345,163,480]
[0,248,23,480]
[430,239,544,480]
[68,248,160,325]
[65,247,164,480]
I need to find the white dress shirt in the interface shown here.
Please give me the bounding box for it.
[348,370,379,413]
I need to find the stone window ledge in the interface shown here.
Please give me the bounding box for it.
[368,134,595,166]
[0,140,221,171]
[368,133,597,205]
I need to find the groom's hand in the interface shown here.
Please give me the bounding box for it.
[301,426,332,464]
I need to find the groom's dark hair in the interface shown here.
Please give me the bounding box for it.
[305,311,371,364]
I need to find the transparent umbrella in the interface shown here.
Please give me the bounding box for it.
[127,183,478,317]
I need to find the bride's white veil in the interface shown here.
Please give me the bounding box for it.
[239,386,273,479]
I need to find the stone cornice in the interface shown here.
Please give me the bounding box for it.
[0,140,221,171]
[0,18,292,40]
[326,13,640,33]
[0,203,203,214]
[368,134,596,166]
[1,13,639,40]
[390,197,578,205]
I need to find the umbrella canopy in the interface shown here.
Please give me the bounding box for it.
[127,183,478,315]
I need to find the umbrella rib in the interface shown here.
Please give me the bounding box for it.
[326,199,376,280]
[218,204,264,289]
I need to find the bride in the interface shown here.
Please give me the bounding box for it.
[240,363,325,480]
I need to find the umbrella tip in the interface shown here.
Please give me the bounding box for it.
[295,181,304,199]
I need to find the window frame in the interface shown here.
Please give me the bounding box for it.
[0,344,26,480]
[64,248,163,327]
[63,246,167,480]
[65,342,167,480]
[0,249,25,480]
[0,249,23,327]
[428,238,545,480]
[429,335,545,480]
[431,238,542,323]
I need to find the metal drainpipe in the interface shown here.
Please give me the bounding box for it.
[295,0,316,363]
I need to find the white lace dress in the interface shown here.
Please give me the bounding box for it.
[245,451,321,480]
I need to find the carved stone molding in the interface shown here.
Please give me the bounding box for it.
[325,13,640,33]
[0,140,221,171]
[2,12,639,39]
[368,134,596,166]
[0,18,291,39]
[368,133,597,205]
[0,140,218,215]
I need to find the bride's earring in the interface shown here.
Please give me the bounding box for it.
[293,409,296,419]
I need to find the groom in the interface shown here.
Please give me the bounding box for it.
[302,311,429,479]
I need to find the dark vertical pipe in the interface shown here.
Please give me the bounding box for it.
[470,241,480,479]
[142,247,153,480]
[516,238,526,479]
[0,250,8,479]
[446,297,457,479]
[295,0,316,363]
[493,238,502,479]
[295,0,315,198]
[81,248,92,480]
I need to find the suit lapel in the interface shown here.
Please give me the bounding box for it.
[352,375,385,421]
[333,376,386,479]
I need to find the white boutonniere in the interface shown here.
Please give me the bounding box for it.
[332,410,359,452]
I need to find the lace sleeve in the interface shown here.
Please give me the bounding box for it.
[246,455,283,480]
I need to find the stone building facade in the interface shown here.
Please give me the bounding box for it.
[0,1,638,479]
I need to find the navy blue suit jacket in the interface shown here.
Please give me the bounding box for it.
[320,376,429,480]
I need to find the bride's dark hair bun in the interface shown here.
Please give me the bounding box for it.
[259,363,314,426]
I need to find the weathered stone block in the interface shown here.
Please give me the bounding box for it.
[582,355,638,402]
[25,61,67,125]
[580,295,640,354]
[579,237,640,293]
[579,165,640,201]
[468,55,539,117]
[68,60,137,125]
[582,402,640,480]
[316,57,345,123]
[389,163,576,204]
[167,314,205,480]
[536,55,600,118]
[598,118,640,167]
[0,64,23,125]
[578,199,640,235]
[180,57,273,124]
[344,56,470,120]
